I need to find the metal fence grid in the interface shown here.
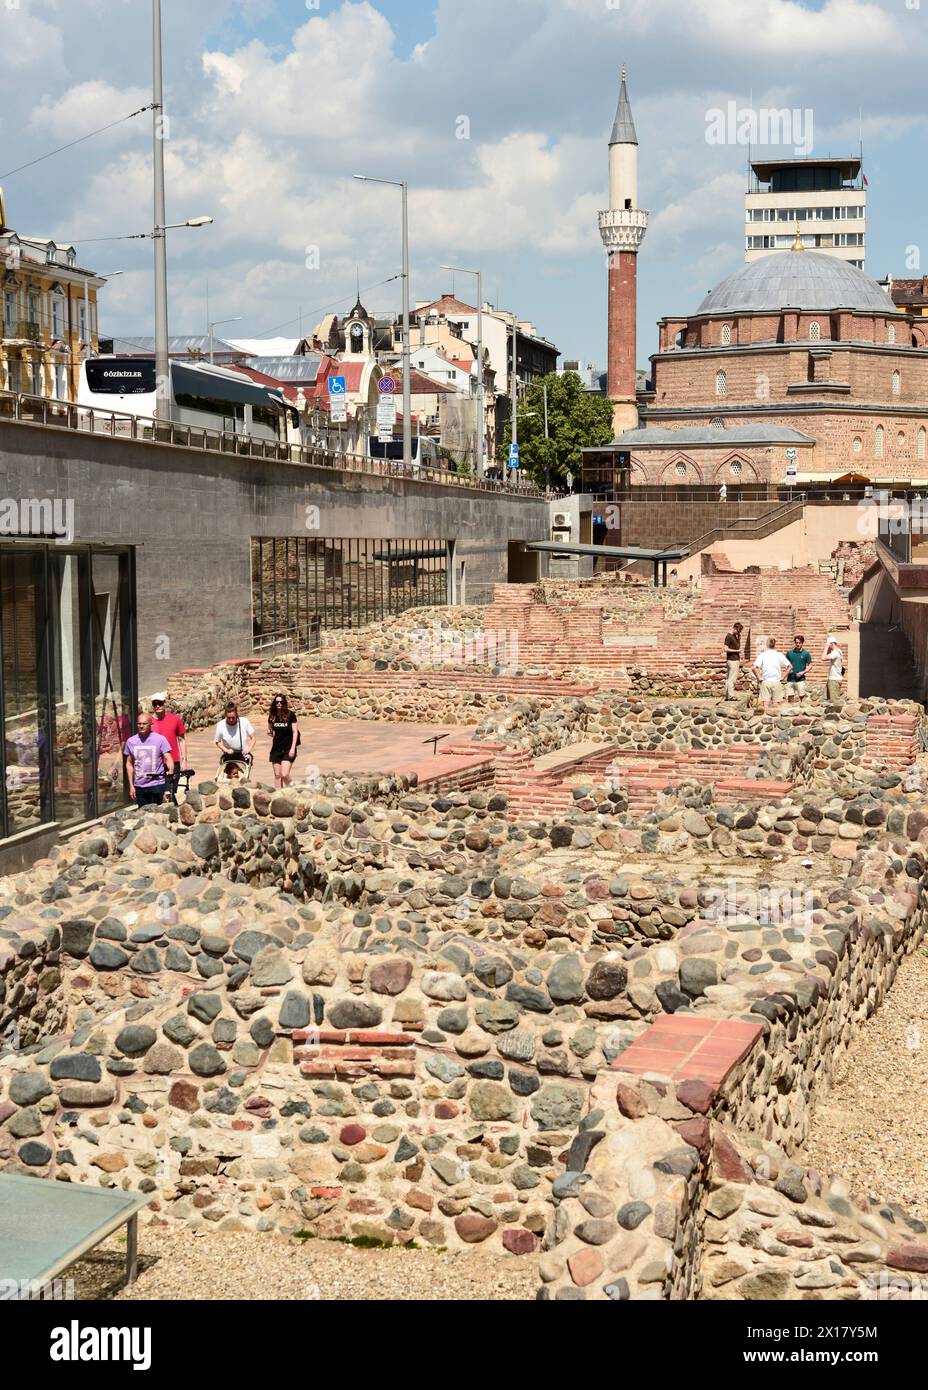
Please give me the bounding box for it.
[251,537,451,646]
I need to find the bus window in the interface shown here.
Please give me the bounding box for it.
[83,359,157,395]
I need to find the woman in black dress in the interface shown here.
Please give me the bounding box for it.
[267,694,300,789]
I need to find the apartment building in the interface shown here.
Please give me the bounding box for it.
[0,188,103,401]
[745,157,866,270]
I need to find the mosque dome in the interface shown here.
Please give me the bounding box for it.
[696,249,899,316]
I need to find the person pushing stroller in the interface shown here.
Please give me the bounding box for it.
[214,702,256,779]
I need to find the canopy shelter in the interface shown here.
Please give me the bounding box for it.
[0,1173,149,1295]
[522,540,688,587]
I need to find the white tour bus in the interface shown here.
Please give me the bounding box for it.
[78,356,295,443]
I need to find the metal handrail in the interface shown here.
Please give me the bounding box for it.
[678,496,808,557]
[0,389,544,499]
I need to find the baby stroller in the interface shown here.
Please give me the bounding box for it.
[216,752,254,785]
[169,767,197,805]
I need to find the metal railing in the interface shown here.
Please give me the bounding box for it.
[252,617,322,653]
[589,484,879,504]
[678,496,808,556]
[0,389,544,498]
[13,319,42,344]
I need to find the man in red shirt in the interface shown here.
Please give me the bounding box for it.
[151,693,187,802]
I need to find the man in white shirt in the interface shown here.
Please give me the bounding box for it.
[823,636,844,703]
[752,638,791,707]
[214,702,256,767]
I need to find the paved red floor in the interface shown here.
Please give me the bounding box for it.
[181,718,488,786]
[614,1015,763,1092]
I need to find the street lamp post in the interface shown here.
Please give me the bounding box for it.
[510,316,518,489]
[354,175,411,470]
[209,315,243,365]
[151,3,213,416]
[152,0,169,412]
[441,264,484,479]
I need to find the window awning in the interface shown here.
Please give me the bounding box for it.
[785,472,866,484]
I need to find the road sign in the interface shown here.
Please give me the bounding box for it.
[786,448,797,459]
[509,443,520,468]
[330,396,347,423]
[377,399,397,428]
[327,375,346,396]
[378,376,396,395]
[378,424,394,443]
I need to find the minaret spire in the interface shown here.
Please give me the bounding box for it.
[610,67,638,147]
[598,65,649,436]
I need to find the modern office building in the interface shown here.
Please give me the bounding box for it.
[745,157,866,269]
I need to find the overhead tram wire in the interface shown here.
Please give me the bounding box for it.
[244,274,405,341]
[99,275,406,356]
[0,104,155,181]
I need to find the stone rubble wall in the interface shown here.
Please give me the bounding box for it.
[0,926,66,1052]
[3,769,928,1264]
[538,1074,928,1301]
[538,843,928,1299]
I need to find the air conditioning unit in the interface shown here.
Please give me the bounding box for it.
[553,512,571,528]
[552,528,571,545]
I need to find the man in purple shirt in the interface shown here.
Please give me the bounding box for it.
[123,712,174,809]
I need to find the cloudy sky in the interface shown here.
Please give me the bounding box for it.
[1,0,926,368]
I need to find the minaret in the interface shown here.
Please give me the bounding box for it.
[598,67,649,436]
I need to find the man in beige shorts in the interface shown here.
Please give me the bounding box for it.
[752,638,791,707]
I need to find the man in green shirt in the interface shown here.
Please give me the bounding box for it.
[786,634,812,703]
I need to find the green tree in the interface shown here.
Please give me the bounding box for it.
[499,371,615,489]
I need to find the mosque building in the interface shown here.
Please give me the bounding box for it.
[585,72,928,493]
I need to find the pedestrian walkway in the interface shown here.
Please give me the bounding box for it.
[181,717,476,787]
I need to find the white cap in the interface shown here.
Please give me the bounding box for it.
[150,691,168,704]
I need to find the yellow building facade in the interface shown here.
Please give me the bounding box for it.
[0,187,103,402]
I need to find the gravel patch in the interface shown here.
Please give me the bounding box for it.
[66,1230,536,1302]
[801,944,928,1221]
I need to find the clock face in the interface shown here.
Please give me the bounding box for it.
[350,324,363,346]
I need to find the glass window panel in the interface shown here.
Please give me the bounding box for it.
[2,550,52,835]
[48,552,94,827]
[91,552,132,816]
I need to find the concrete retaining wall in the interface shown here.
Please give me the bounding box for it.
[0,420,549,691]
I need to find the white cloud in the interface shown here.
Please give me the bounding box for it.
[0,4,65,73]
[4,0,927,362]
[31,81,151,140]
